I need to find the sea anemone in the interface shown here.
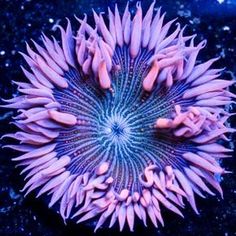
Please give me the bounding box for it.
[2,1,235,232]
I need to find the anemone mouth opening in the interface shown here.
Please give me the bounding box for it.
[2,1,234,232]
[111,122,125,137]
[103,115,130,140]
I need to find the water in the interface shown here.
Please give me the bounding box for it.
[0,0,235,235]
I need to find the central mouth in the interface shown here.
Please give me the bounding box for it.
[112,122,124,136]
[102,115,131,144]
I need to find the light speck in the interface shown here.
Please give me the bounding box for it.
[177,9,191,18]
[217,0,225,3]
[223,26,230,31]
[220,48,226,58]
[192,17,201,24]
[49,18,54,23]
[0,50,5,56]
[208,25,213,30]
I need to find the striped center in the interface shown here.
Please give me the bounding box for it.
[54,46,193,193]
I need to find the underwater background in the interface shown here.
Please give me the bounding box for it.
[0,0,235,235]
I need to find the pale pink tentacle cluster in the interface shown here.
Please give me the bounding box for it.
[1,1,235,232]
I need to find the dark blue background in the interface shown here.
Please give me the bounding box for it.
[0,0,236,235]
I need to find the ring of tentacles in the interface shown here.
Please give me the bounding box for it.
[2,1,235,232]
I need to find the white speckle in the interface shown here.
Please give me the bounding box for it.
[192,17,201,24]
[5,62,9,67]
[220,48,226,58]
[223,26,230,31]
[208,25,213,30]
[0,50,5,56]
[177,9,191,18]
[49,18,54,23]
[217,0,225,3]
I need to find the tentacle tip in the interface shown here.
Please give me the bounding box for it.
[24,193,29,198]
[62,218,67,225]
[195,209,200,215]
[136,1,141,8]
[0,135,5,140]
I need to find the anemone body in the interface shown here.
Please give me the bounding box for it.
[2,1,235,232]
